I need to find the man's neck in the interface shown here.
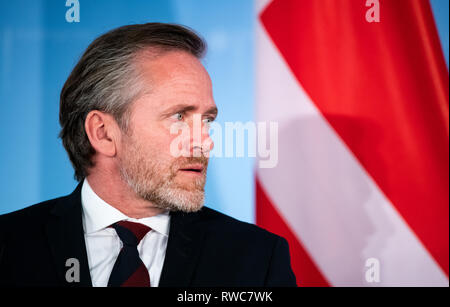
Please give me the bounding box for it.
[85,171,165,219]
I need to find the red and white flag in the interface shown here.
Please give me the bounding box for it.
[255,0,449,286]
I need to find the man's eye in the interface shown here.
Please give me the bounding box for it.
[172,113,184,121]
[203,117,214,124]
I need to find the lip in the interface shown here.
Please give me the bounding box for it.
[179,164,205,174]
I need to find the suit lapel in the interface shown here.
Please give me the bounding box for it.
[158,210,206,287]
[45,182,92,287]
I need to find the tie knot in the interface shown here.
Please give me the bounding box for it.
[110,221,152,247]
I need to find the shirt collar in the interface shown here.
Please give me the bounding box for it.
[81,179,170,236]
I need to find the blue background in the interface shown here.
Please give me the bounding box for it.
[0,0,448,224]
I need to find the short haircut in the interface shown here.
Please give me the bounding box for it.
[59,23,206,181]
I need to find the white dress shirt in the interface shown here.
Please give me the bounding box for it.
[81,179,170,287]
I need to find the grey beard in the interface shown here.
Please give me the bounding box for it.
[119,164,206,213]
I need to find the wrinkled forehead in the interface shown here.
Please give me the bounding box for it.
[129,50,216,116]
[135,49,212,94]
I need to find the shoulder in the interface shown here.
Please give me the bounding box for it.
[0,195,68,237]
[185,206,296,286]
[0,183,82,237]
[193,206,284,245]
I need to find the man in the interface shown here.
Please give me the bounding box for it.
[0,23,296,287]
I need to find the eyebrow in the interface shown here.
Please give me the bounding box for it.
[161,104,218,118]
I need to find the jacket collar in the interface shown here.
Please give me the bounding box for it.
[159,209,206,287]
[45,181,92,287]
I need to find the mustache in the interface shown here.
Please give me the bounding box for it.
[174,156,209,170]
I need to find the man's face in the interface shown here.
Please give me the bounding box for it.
[118,50,217,212]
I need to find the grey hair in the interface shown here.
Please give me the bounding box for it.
[59,23,206,182]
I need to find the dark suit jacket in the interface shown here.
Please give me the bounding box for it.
[0,183,296,287]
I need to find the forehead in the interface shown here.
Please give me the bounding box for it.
[133,50,215,111]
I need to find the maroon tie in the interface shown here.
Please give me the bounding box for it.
[108,220,152,287]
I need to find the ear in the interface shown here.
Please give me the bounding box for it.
[84,110,120,158]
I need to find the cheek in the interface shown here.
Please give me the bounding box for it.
[131,120,167,146]
[136,126,181,162]
[129,116,189,162]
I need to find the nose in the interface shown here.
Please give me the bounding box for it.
[190,115,214,157]
[201,131,214,154]
[191,125,214,158]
